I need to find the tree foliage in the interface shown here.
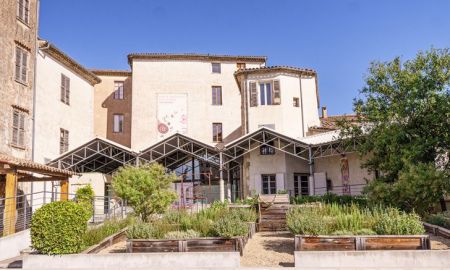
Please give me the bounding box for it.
[112,163,178,222]
[75,184,95,220]
[341,48,450,214]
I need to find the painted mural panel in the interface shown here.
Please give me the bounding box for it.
[156,93,188,139]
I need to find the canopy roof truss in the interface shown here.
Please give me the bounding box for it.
[48,138,137,174]
[138,134,221,169]
[222,128,310,165]
[311,138,359,159]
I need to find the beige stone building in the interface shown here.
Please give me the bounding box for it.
[0,0,38,160]
[51,53,373,202]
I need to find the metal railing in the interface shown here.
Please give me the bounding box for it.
[0,191,130,236]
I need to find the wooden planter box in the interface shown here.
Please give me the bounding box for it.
[294,235,431,251]
[127,237,246,255]
[247,222,257,238]
[82,228,127,254]
[423,222,450,238]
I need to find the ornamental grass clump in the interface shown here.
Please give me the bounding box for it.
[229,208,258,223]
[164,230,200,239]
[286,203,424,236]
[213,215,249,238]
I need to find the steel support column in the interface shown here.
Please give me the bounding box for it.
[219,152,224,202]
[308,145,315,195]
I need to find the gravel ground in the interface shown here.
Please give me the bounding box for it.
[97,241,127,254]
[241,231,295,267]
[430,233,450,250]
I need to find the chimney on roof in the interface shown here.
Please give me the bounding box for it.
[321,107,328,118]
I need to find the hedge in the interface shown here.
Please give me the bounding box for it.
[31,201,90,255]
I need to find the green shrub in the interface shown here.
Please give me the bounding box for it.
[234,196,258,206]
[287,203,425,236]
[213,215,248,238]
[31,201,89,255]
[373,209,425,235]
[426,213,450,229]
[354,228,377,235]
[113,164,178,222]
[127,222,155,239]
[82,217,134,249]
[164,230,200,239]
[229,208,258,223]
[190,215,215,237]
[286,207,329,235]
[331,230,353,235]
[75,184,95,220]
[291,193,368,207]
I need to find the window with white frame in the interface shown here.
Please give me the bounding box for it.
[113,114,124,133]
[212,86,222,105]
[114,81,124,99]
[212,123,222,142]
[261,174,276,194]
[259,82,272,105]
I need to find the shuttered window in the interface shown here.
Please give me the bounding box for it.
[60,128,69,154]
[249,82,258,107]
[17,0,30,24]
[11,109,26,147]
[212,86,222,105]
[114,81,124,99]
[273,80,281,105]
[60,74,70,105]
[237,63,246,70]
[212,123,222,142]
[293,97,300,107]
[15,47,28,83]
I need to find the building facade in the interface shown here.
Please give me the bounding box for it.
[0,0,38,160]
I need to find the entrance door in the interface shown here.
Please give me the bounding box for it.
[294,174,309,196]
[261,174,276,194]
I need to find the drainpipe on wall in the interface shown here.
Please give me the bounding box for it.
[31,0,41,199]
[299,76,305,137]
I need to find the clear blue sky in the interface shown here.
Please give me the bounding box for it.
[39,0,450,115]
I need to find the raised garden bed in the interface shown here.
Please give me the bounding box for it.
[82,227,127,254]
[423,222,450,238]
[127,237,246,255]
[294,235,431,251]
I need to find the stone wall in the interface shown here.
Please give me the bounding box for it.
[0,0,38,160]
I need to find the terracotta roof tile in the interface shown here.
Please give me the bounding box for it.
[234,65,317,76]
[39,39,101,85]
[310,115,359,131]
[0,153,75,176]
[90,69,131,76]
[127,53,267,65]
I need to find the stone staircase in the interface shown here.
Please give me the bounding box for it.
[257,194,290,232]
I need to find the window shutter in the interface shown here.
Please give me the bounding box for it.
[18,0,23,19]
[61,74,66,102]
[249,82,257,107]
[273,80,281,105]
[21,51,27,82]
[24,0,29,23]
[12,111,19,145]
[15,48,21,81]
[65,76,70,105]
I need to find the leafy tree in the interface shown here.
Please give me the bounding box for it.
[112,163,178,222]
[75,184,95,220]
[340,48,450,213]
